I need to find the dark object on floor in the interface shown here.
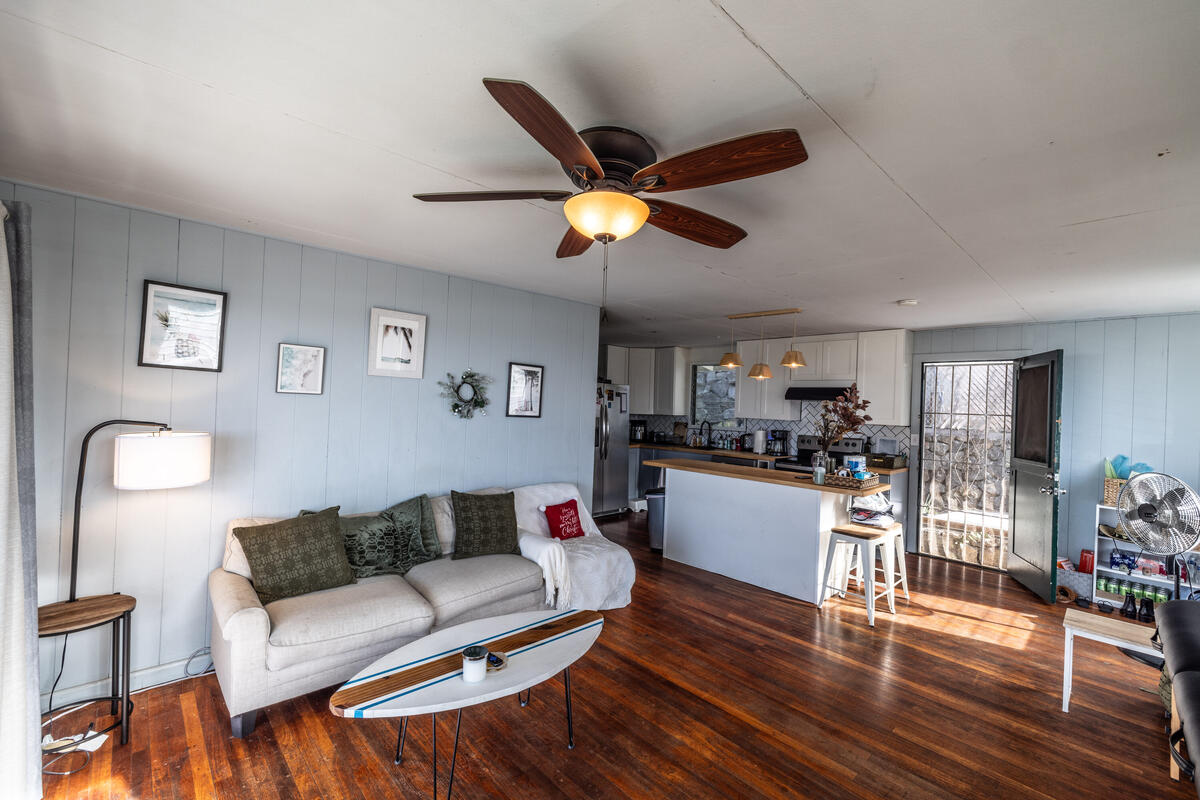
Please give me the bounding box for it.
[1056,585,1078,604]
[1121,593,1140,620]
[1097,601,1115,613]
[1140,597,1156,623]
[1074,597,1092,609]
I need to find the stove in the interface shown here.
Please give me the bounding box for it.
[774,435,866,473]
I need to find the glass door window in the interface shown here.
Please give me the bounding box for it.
[918,361,1015,569]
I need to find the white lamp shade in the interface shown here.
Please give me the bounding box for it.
[114,431,212,490]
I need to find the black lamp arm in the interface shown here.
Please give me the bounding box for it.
[68,419,171,603]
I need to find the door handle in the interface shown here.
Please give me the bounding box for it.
[1039,485,1067,496]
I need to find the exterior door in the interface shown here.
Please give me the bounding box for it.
[1007,350,1065,603]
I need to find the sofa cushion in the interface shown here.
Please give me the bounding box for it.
[234,507,355,604]
[404,554,542,625]
[451,491,520,560]
[431,487,507,555]
[544,499,586,540]
[224,517,282,579]
[264,575,433,671]
[385,493,441,560]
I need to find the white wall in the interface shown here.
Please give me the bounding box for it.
[912,316,1200,562]
[2,180,599,702]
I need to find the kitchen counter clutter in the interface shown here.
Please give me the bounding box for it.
[630,443,783,462]
[648,458,899,604]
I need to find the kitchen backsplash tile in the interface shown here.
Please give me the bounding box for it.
[637,402,910,457]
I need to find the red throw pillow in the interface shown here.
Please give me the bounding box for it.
[544,499,586,540]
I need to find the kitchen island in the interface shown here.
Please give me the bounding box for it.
[643,458,893,604]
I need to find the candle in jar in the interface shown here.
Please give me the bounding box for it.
[462,645,488,683]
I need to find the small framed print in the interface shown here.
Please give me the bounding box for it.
[367,307,426,379]
[138,280,227,372]
[506,362,544,418]
[276,343,326,395]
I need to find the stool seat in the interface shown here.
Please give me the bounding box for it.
[830,522,899,539]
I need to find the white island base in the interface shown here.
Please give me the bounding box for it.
[647,459,892,605]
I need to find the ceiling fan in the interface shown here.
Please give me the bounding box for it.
[414,78,808,258]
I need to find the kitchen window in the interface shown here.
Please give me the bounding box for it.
[690,364,737,427]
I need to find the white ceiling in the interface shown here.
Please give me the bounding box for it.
[2,1,1198,346]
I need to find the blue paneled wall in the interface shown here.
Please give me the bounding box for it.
[913,316,1200,563]
[1,179,599,701]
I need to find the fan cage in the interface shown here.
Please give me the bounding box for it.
[1115,472,1200,556]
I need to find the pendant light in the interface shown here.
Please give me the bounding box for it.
[780,311,806,369]
[747,318,773,380]
[718,318,743,368]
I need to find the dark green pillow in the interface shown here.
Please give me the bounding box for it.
[450,491,520,560]
[385,494,441,560]
[234,507,355,604]
[337,513,404,578]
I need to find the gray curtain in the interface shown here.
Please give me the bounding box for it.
[1,200,40,798]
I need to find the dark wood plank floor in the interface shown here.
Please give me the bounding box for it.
[44,513,1187,799]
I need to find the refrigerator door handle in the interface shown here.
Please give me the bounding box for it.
[600,404,609,460]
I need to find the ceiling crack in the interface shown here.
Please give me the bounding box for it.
[710,0,1036,322]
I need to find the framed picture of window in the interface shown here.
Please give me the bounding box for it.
[506,362,544,418]
[367,307,426,379]
[276,343,326,394]
[137,280,228,372]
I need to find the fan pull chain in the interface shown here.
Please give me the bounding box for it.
[600,239,609,323]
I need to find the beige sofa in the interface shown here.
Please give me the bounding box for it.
[208,482,634,737]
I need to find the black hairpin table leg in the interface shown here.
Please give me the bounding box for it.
[120,609,131,745]
[394,717,408,765]
[446,709,462,799]
[563,667,575,750]
[518,688,531,707]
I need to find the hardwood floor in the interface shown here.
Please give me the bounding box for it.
[44,513,1187,799]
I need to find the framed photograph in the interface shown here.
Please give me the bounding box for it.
[506,362,544,418]
[138,280,227,372]
[367,307,426,378]
[276,343,326,395]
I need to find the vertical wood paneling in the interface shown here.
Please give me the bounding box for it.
[1131,316,1169,471]
[384,264,423,505]
[1066,321,1104,561]
[324,254,367,508]
[17,182,599,698]
[972,326,998,352]
[1164,315,1200,486]
[60,198,130,687]
[251,240,301,516]
[994,325,1022,350]
[951,328,974,353]
[289,247,336,510]
[1044,322,1075,555]
[930,329,953,353]
[912,330,932,354]
[357,261,398,510]
[21,186,77,691]
[114,210,178,671]
[161,222,223,663]
[0,180,13,199]
[1098,318,1136,462]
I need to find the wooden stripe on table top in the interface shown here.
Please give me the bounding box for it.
[330,610,603,714]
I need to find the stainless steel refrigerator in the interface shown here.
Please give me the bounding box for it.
[593,383,629,517]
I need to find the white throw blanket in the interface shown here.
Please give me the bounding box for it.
[518,530,572,609]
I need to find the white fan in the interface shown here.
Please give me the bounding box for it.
[1116,472,1200,597]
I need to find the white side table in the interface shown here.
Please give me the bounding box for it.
[1061,607,1159,712]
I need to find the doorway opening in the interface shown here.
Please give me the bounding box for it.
[918,361,1016,570]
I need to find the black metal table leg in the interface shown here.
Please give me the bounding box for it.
[110,617,120,715]
[431,713,437,799]
[121,610,131,745]
[563,666,574,750]
[446,708,462,799]
[394,717,408,764]
[518,688,531,707]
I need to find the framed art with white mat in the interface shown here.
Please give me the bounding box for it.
[367,307,426,378]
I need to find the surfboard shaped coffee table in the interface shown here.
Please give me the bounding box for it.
[330,609,604,798]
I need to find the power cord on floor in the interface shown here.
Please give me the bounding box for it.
[41,634,92,776]
[185,646,213,677]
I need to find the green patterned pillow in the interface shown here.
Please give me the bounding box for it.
[450,491,520,560]
[385,494,440,561]
[233,507,355,604]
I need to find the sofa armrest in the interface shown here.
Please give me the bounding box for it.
[208,568,270,643]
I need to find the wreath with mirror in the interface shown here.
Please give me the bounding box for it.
[438,369,492,419]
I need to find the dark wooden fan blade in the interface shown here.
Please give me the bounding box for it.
[634,130,807,193]
[644,200,747,249]
[556,227,594,258]
[413,190,571,202]
[483,78,604,180]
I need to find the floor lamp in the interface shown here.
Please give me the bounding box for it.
[40,420,211,757]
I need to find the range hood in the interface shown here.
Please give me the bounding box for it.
[784,386,846,402]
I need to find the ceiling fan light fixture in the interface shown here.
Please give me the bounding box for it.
[564,190,649,242]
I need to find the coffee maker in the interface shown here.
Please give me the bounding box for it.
[766,429,790,456]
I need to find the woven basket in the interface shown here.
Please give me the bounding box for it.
[822,473,880,490]
[1103,477,1126,506]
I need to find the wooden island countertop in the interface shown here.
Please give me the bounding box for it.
[643,458,892,497]
[630,443,782,462]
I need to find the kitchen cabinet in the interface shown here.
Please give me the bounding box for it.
[653,347,690,416]
[820,339,858,382]
[785,340,821,380]
[855,329,913,426]
[600,345,628,384]
[627,348,655,415]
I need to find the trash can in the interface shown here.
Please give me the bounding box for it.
[646,487,666,551]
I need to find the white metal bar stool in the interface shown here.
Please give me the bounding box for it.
[819,522,906,627]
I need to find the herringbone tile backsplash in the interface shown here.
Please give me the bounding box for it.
[639,402,911,457]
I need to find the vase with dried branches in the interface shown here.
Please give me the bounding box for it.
[813,383,872,468]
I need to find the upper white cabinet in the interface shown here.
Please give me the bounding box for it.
[856,329,913,426]
[653,347,690,416]
[820,339,859,382]
[600,345,628,385]
[785,341,821,380]
[627,348,655,415]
